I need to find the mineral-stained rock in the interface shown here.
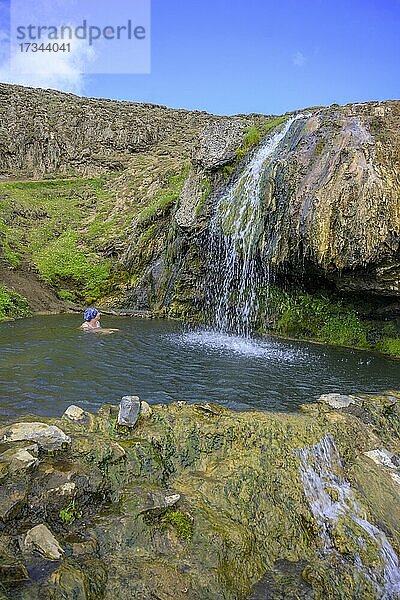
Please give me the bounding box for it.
[117,396,141,427]
[1,423,71,451]
[24,524,63,560]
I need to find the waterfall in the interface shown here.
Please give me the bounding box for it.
[297,434,400,599]
[206,113,306,337]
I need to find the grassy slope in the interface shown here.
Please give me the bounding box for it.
[0,177,116,304]
[0,167,189,308]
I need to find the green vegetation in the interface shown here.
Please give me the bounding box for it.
[224,116,289,178]
[261,286,400,358]
[315,140,325,156]
[195,177,213,216]
[264,287,369,348]
[0,177,116,303]
[137,166,189,227]
[33,230,111,303]
[376,337,400,358]
[0,285,31,321]
[160,510,194,540]
[59,499,82,526]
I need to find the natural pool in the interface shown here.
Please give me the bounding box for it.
[0,314,399,418]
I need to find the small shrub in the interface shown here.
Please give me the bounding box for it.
[0,285,31,321]
[59,500,82,526]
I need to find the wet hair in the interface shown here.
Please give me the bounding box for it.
[83,307,99,322]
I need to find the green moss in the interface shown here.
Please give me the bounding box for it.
[376,337,400,358]
[315,140,324,156]
[235,125,262,162]
[0,285,31,321]
[224,116,289,179]
[195,177,213,216]
[59,500,82,526]
[263,287,369,349]
[161,510,194,540]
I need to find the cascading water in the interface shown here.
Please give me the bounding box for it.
[206,114,306,337]
[297,434,400,599]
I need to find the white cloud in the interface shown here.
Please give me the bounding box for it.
[293,51,306,67]
[0,31,93,95]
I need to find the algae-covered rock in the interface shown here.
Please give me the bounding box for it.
[0,479,29,522]
[0,392,399,599]
[46,558,107,600]
[0,448,38,472]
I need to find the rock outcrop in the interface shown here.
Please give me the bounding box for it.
[258,103,400,295]
[0,84,399,336]
[0,392,399,599]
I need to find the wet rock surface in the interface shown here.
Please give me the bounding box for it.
[0,392,399,599]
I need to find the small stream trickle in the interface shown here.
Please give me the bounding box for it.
[297,434,400,599]
[206,114,307,336]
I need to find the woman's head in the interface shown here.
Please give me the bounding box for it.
[83,307,100,322]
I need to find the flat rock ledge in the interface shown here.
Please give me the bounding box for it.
[1,422,71,451]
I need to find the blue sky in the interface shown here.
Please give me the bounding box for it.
[1,0,399,115]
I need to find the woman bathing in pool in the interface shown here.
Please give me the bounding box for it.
[80,308,119,334]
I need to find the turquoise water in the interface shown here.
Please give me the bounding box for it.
[0,314,398,418]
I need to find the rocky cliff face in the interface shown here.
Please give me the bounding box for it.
[258,102,400,295]
[0,84,399,337]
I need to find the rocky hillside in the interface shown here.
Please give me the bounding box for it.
[0,84,399,355]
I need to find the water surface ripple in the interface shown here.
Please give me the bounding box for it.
[0,315,398,418]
